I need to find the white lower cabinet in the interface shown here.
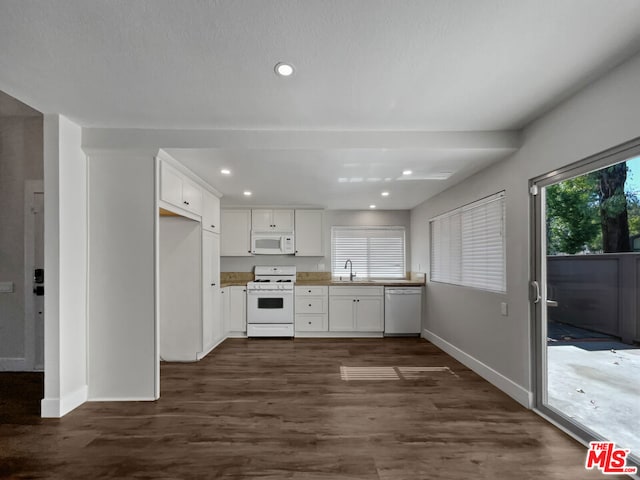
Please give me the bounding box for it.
[228,286,247,335]
[295,286,328,332]
[328,286,384,332]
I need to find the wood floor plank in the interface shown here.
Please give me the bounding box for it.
[0,338,625,479]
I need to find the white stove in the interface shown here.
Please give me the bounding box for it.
[246,266,296,337]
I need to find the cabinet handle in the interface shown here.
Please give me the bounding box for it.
[308,321,312,325]
[183,201,190,205]
[211,283,216,286]
[352,299,356,302]
[211,225,215,228]
[357,299,360,302]
[308,304,312,307]
[308,290,311,293]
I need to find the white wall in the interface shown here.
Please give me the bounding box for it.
[220,209,411,273]
[411,51,640,407]
[41,114,88,417]
[87,153,157,400]
[0,115,42,368]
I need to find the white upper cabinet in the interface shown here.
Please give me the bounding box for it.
[202,190,220,233]
[160,161,183,207]
[251,209,294,231]
[221,209,252,256]
[294,209,324,256]
[159,161,203,215]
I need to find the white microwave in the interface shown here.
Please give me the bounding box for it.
[251,231,295,255]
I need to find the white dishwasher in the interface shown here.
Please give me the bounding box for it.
[384,287,422,336]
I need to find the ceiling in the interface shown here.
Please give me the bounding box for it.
[2,0,640,208]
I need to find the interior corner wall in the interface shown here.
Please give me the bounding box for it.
[87,153,157,401]
[410,50,640,407]
[220,209,411,273]
[41,114,88,417]
[0,115,43,369]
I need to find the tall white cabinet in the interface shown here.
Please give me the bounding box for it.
[158,154,223,361]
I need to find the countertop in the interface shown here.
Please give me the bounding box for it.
[296,279,425,287]
[221,279,425,288]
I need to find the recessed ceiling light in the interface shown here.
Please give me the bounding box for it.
[381,191,390,197]
[369,204,376,209]
[402,170,413,176]
[220,168,231,175]
[243,191,252,196]
[275,62,294,77]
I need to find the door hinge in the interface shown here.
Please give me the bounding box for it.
[529,185,539,196]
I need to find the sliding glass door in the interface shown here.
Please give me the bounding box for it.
[531,139,640,470]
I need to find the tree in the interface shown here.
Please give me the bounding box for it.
[546,175,600,254]
[593,163,631,253]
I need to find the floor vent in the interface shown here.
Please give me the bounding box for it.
[340,366,457,381]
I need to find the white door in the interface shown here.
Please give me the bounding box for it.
[272,209,294,231]
[328,296,355,331]
[294,210,323,256]
[229,286,247,332]
[355,296,384,332]
[251,209,273,230]
[221,209,252,256]
[202,231,215,349]
[25,182,44,371]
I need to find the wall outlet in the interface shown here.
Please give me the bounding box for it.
[0,281,14,293]
[500,302,508,316]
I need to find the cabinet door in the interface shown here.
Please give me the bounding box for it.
[251,209,273,230]
[272,209,294,231]
[202,232,221,348]
[229,286,247,332]
[182,178,203,215]
[221,210,252,256]
[160,162,183,207]
[220,287,230,337]
[294,210,323,256]
[355,296,384,332]
[329,296,355,331]
[202,191,220,233]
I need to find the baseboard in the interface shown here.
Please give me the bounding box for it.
[422,328,531,408]
[196,336,227,360]
[88,396,157,402]
[41,384,88,418]
[294,331,384,338]
[0,357,27,371]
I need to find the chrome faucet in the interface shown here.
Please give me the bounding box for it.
[344,259,356,281]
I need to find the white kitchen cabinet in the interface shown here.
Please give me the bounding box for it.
[159,161,203,215]
[251,209,294,231]
[220,287,230,335]
[328,286,384,332]
[202,231,221,353]
[295,286,328,332]
[202,190,220,233]
[294,210,324,256]
[221,209,252,256]
[228,286,247,334]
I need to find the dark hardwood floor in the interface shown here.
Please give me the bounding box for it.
[0,338,622,479]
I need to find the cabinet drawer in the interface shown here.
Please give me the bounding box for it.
[329,286,384,297]
[296,297,326,314]
[295,286,328,296]
[295,314,328,332]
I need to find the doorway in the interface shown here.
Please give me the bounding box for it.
[531,139,640,466]
[24,180,44,371]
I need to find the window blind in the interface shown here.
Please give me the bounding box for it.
[332,227,406,279]
[430,192,505,293]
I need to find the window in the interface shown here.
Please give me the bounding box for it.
[331,226,406,279]
[430,192,506,292]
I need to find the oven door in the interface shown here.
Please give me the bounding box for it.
[247,290,293,324]
[251,233,284,255]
